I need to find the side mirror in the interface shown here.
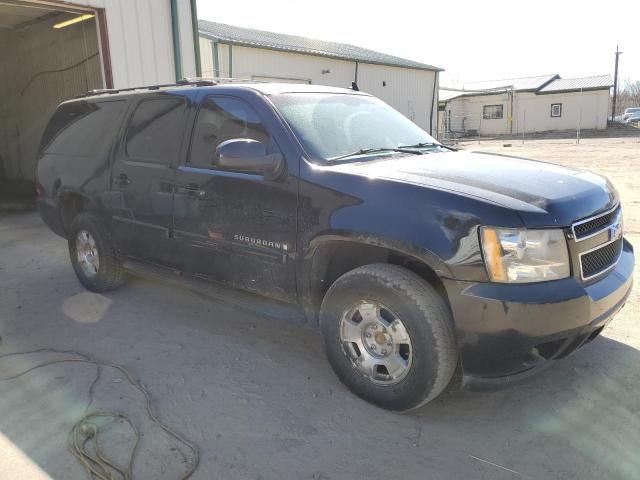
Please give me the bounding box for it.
[214,138,282,176]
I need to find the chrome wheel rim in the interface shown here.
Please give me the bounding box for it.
[339,301,413,385]
[75,230,100,278]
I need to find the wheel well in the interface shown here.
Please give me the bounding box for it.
[310,241,450,315]
[58,193,92,234]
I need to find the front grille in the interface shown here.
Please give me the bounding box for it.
[580,238,623,279]
[573,206,620,240]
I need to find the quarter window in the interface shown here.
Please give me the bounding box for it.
[483,104,504,120]
[189,96,271,168]
[41,101,125,156]
[125,97,187,164]
[551,103,562,117]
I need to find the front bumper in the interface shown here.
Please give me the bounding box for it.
[443,238,634,391]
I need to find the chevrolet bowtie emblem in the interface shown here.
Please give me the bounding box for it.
[609,221,623,241]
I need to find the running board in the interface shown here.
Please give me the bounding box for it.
[122,259,305,323]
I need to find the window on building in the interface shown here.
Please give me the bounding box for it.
[41,100,126,157]
[125,97,187,164]
[551,103,562,117]
[483,104,504,120]
[189,96,271,168]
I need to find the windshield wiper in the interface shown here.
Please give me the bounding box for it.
[328,147,423,162]
[399,142,457,151]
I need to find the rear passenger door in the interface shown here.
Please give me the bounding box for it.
[172,94,298,302]
[107,94,188,266]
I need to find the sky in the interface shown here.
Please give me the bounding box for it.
[197,0,639,87]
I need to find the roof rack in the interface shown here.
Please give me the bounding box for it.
[83,78,217,97]
[206,77,270,83]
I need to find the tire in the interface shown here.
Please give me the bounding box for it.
[68,212,126,293]
[320,263,457,412]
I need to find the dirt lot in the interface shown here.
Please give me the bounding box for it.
[1,137,639,480]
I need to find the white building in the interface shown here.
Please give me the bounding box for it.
[439,74,612,137]
[198,21,441,134]
[1,0,201,185]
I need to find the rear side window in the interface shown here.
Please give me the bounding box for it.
[125,97,187,164]
[189,96,271,168]
[40,100,125,156]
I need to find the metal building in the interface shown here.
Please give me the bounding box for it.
[439,74,612,138]
[198,21,441,134]
[0,0,201,189]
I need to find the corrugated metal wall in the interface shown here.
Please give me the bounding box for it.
[513,91,608,133]
[357,62,437,133]
[230,45,356,87]
[72,0,197,87]
[176,0,197,77]
[199,38,438,132]
[451,93,511,135]
[207,42,231,78]
[444,90,609,136]
[0,15,102,181]
[199,36,215,77]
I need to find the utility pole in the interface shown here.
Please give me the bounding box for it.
[611,45,623,121]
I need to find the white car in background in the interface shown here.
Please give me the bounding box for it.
[624,111,640,125]
[624,107,640,118]
[614,107,640,123]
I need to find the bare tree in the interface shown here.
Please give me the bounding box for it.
[612,79,640,115]
[624,80,640,103]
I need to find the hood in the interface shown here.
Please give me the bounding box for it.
[325,151,618,227]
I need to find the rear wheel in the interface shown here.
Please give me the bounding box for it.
[320,263,457,412]
[68,212,126,292]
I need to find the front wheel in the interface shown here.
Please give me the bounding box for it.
[320,264,458,412]
[68,212,126,293]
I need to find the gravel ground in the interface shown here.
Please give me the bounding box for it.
[1,137,639,480]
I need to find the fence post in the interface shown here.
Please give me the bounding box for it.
[576,108,582,145]
[522,110,526,144]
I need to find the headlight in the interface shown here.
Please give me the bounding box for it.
[480,227,570,283]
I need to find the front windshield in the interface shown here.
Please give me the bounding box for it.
[270,93,439,161]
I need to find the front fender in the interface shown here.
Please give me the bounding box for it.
[306,231,452,277]
[296,231,453,324]
[296,160,526,320]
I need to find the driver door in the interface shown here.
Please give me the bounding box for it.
[172,95,298,302]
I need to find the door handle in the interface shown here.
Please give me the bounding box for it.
[177,183,205,197]
[113,173,131,187]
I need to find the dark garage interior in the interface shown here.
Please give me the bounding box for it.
[0,0,104,206]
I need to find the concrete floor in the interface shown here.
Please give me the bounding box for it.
[1,139,640,479]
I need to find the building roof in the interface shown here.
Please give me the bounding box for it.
[455,74,559,92]
[538,75,613,93]
[198,20,442,72]
[438,90,466,102]
[440,74,613,102]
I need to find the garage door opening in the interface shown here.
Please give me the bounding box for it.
[0,0,106,204]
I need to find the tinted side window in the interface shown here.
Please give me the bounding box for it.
[189,96,271,168]
[125,97,187,164]
[41,101,125,156]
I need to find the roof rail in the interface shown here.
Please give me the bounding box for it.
[207,77,270,83]
[83,78,216,97]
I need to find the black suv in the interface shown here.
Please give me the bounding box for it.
[37,81,634,411]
